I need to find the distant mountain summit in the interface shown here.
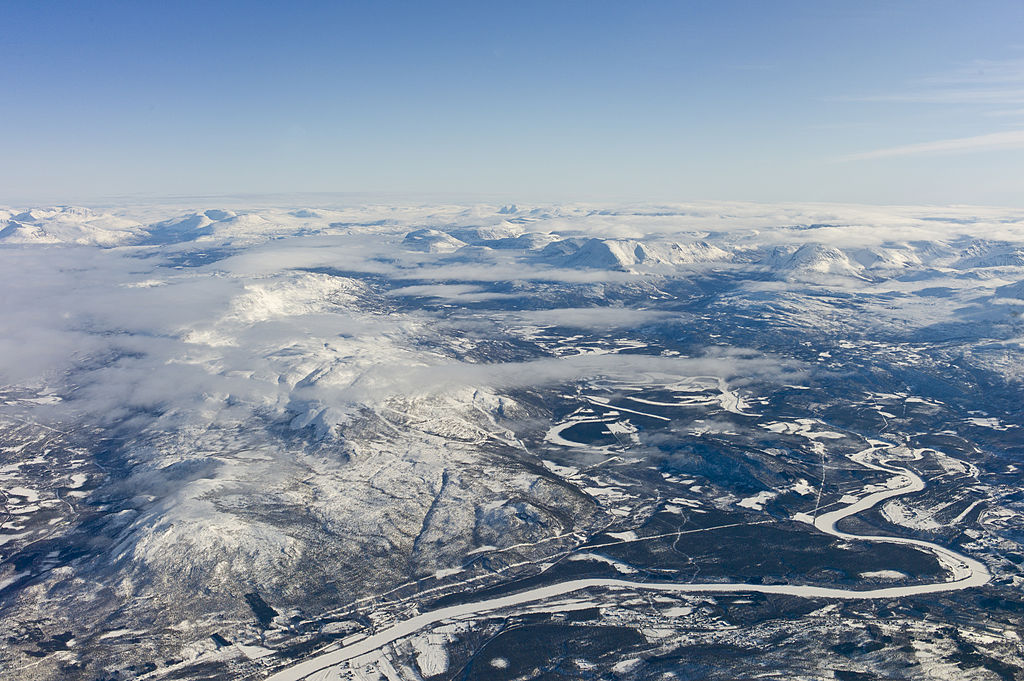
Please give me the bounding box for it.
[0,205,143,245]
[402,228,467,253]
[763,243,866,279]
[547,238,729,271]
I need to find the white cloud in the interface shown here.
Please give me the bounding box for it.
[386,284,520,302]
[511,307,677,329]
[2,200,1022,441]
[850,59,1024,106]
[329,350,802,404]
[920,58,1024,87]
[853,88,1024,105]
[840,129,1024,161]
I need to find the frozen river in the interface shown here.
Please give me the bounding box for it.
[266,442,990,681]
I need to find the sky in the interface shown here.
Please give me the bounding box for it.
[1,0,1023,206]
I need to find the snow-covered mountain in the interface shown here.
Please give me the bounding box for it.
[542,237,730,271]
[1,200,1023,681]
[955,242,1024,269]
[402,227,467,252]
[761,243,867,279]
[845,244,921,272]
[0,206,144,245]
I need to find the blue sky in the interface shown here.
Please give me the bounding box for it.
[2,1,1023,205]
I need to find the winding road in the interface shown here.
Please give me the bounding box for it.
[265,441,990,681]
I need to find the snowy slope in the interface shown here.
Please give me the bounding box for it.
[762,243,866,279]
[0,206,144,245]
[1,199,1023,681]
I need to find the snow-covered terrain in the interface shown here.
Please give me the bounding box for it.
[1,200,1022,680]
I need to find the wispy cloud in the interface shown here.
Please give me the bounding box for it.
[833,57,1024,165]
[920,58,1024,87]
[840,129,1024,161]
[510,307,677,330]
[852,88,1024,105]
[849,58,1024,105]
[984,108,1024,118]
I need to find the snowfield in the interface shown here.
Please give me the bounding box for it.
[0,200,1022,680]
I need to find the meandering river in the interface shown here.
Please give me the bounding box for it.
[266,442,990,681]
